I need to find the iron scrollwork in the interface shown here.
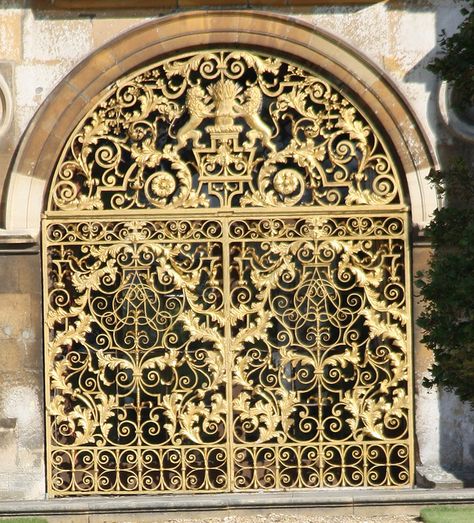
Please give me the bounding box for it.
[44,49,412,496]
[48,50,401,212]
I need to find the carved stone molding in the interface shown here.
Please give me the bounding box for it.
[0,230,38,254]
[0,72,13,140]
[2,11,437,234]
[32,0,383,9]
[439,81,474,143]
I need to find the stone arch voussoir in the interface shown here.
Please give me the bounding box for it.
[3,10,437,235]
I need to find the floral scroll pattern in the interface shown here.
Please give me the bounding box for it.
[45,215,410,494]
[48,51,403,212]
[44,48,411,496]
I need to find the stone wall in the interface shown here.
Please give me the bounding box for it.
[0,250,44,499]
[0,0,472,500]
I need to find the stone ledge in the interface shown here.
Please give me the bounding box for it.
[0,230,38,254]
[31,0,383,10]
[1,489,474,517]
[416,466,474,489]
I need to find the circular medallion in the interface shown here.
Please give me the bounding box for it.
[273,169,301,196]
[0,73,12,139]
[150,172,176,198]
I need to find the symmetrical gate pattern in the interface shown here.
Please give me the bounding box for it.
[43,50,413,495]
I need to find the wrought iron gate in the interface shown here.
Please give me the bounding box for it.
[43,50,413,495]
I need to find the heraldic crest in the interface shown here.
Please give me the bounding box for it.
[48,50,402,211]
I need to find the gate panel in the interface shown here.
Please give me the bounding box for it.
[44,219,229,494]
[228,215,410,489]
[44,213,411,495]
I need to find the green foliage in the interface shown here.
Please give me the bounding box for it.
[416,162,474,404]
[416,1,474,404]
[420,505,474,523]
[428,0,474,108]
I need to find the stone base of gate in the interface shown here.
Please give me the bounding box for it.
[416,466,474,489]
[1,489,474,520]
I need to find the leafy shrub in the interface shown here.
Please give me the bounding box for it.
[417,1,474,402]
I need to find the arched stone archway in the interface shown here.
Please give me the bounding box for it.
[1,11,438,497]
[3,11,437,235]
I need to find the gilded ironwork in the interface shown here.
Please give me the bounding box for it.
[43,50,413,496]
[48,50,403,212]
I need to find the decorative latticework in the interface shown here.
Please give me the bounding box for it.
[43,50,413,496]
[48,50,402,212]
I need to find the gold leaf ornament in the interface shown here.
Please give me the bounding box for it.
[150,171,176,198]
[273,169,302,196]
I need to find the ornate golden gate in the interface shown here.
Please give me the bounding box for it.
[43,50,413,495]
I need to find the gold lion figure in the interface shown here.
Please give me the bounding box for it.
[175,85,213,150]
[240,86,275,152]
